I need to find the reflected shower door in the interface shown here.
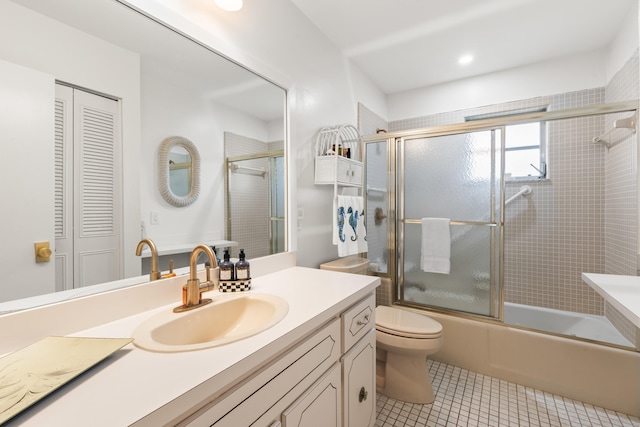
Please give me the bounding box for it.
[226,152,285,258]
[399,129,503,318]
[270,155,285,254]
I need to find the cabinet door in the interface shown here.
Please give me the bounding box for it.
[342,329,376,427]
[336,157,353,185]
[348,161,363,186]
[282,363,341,427]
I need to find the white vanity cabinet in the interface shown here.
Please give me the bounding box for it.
[178,293,376,427]
[182,319,341,426]
[341,294,376,427]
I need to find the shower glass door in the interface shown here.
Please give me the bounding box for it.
[270,155,285,254]
[399,129,503,318]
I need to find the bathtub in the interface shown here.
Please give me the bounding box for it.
[399,305,640,417]
[503,302,633,348]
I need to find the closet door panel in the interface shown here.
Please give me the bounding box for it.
[54,84,73,292]
[73,89,122,287]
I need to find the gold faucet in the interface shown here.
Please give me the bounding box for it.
[174,244,218,313]
[135,238,161,281]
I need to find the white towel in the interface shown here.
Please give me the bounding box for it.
[334,195,368,257]
[420,218,451,274]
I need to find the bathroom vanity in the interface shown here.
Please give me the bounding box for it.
[0,260,379,426]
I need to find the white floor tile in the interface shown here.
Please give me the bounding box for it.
[376,360,640,427]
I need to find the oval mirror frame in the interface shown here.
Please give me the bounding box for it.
[159,136,200,207]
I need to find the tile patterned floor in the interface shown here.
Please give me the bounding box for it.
[375,360,640,427]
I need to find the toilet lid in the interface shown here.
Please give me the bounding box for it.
[375,305,443,338]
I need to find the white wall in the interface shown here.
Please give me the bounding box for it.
[126,0,386,268]
[140,68,271,247]
[0,1,141,298]
[0,60,54,301]
[607,2,640,83]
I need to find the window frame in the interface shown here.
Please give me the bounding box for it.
[466,107,548,180]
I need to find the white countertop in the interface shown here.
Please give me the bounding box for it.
[4,266,379,426]
[582,273,640,328]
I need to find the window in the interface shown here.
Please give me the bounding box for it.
[466,108,547,180]
[504,121,547,179]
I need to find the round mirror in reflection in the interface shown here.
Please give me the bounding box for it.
[168,146,192,197]
[159,136,200,207]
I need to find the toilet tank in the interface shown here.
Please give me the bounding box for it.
[320,255,370,275]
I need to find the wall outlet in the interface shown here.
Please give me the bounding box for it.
[150,211,160,225]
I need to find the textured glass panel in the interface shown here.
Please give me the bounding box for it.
[401,130,500,317]
[403,223,492,316]
[404,132,493,222]
[365,140,389,273]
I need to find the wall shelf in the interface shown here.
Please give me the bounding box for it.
[314,124,364,191]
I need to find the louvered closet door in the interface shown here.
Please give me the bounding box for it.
[73,89,121,287]
[54,85,73,292]
[55,86,122,289]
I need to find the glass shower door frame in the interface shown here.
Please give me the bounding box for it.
[396,126,505,321]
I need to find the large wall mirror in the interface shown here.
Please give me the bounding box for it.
[0,0,287,310]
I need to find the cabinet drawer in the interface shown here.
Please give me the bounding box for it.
[183,318,341,427]
[342,294,375,352]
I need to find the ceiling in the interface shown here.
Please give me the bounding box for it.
[13,0,286,122]
[290,0,637,95]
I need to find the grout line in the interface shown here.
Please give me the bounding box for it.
[375,360,640,427]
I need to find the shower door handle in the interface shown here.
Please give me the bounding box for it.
[374,207,387,226]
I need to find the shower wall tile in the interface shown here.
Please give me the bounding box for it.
[225,132,278,259]
[603,50,639,343]
[358,102,388,137]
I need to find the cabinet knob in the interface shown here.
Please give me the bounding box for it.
[359,386,368,402]
[356,313,370,326]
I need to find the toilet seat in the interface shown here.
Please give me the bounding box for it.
[376,306,442,339]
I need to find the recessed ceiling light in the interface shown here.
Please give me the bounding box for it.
[458,54,474,66]
[215,0,243,11]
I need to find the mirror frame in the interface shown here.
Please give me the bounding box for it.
[158,136,201,207]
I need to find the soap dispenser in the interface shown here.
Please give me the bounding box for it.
[235,249,250,281]
[205,246,221,268]
[219,249,235,281]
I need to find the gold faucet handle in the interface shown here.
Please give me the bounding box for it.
[198,266,219,293]
[162,259,177,278]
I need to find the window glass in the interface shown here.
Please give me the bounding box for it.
[504,122,546,179]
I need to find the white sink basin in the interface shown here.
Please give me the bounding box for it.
[132,293,289,352]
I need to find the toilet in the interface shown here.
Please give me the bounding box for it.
[375,305,443,404]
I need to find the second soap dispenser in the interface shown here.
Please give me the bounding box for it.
[219,249,235,281]
[235,249,250,281]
